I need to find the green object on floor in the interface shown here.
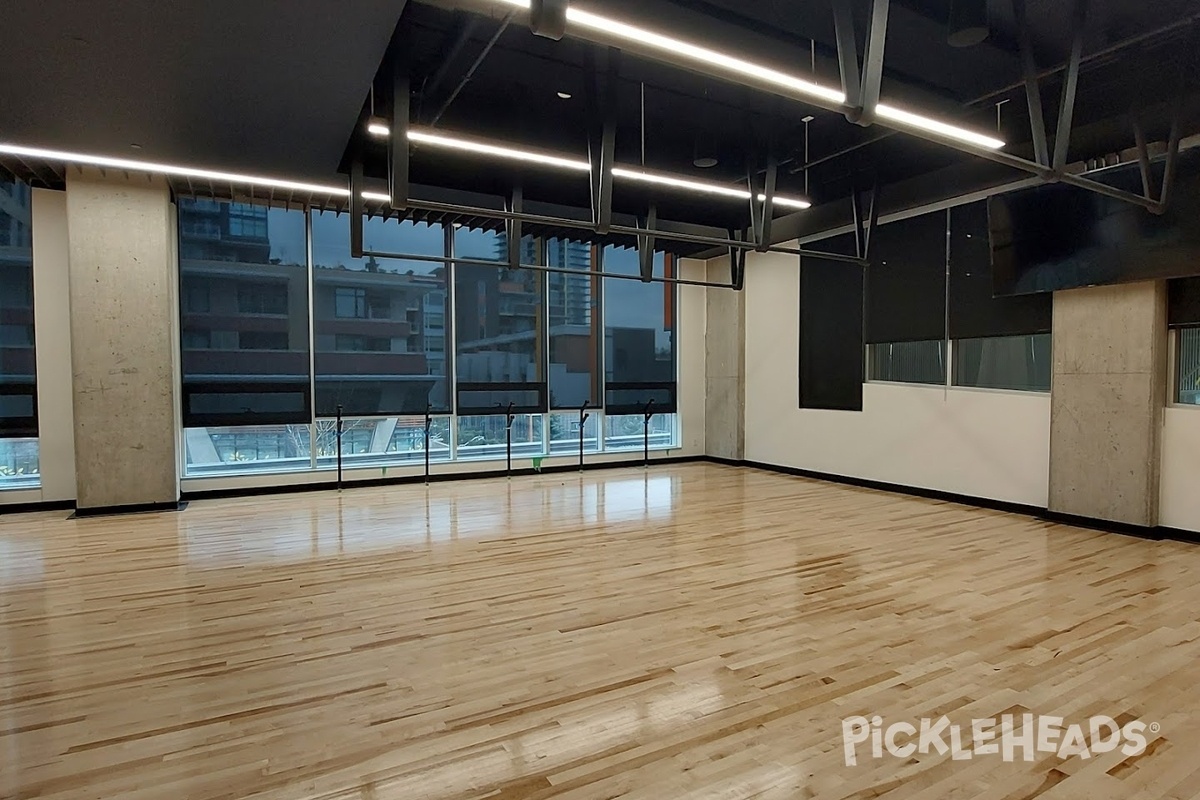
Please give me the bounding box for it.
[532,457,544,472]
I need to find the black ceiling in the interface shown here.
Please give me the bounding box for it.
[2,0,1199,243]
[0,0,403,182]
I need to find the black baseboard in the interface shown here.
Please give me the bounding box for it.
[70,500,188,519]
[181,455,707,503]
[714,457,1199,545]
[0,499,75,516]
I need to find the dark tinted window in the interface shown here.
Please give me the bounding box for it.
[0,178,36,437]
[179,199,310,426]
[311,212,450,416]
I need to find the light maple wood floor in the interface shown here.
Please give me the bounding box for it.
[2,463,1199,800]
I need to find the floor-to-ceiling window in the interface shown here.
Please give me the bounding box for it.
[310,212,453,468]
[179,199,311,474]
[601,245,679,450]
[0,178,38,488]
[177,201,682,478]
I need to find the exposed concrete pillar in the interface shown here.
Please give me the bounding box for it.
[705,256,745,460]
[1048,280,1167,527]
[66,170,179,511]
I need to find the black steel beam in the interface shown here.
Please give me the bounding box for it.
[858,0,889,127]
[390,70,410,212]
[638,204,657,282]
[1013,0,1049,167]
[1052,0,1089,172]
[506,186,523,266]
[350,159,364,258]
[832,0,861,116]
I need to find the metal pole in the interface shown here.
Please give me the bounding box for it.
[505,402,515,479]
[642,399,655,469]
[335,404,344,492]
[579,400,590,472]
[424,403,432,485]
[362,199,869,265]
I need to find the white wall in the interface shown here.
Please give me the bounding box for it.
[743,247,1051,508]
[1159,407,1200,533]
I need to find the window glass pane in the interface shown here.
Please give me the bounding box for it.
[549,411,599,455]
[311,212,450,415]
[604,413,677,451]
[867,340,946,385]
[456,414,544,459]
[547,238,600,409]
[454,228,545,413]
[179,199,310,426]
[0,437,38,489]
[314,416,452,467]
[183,425,311,475]
[602,246,676,413]
[0,177,37,439]
[953,334,1051,391]
[1178,327,1200,404]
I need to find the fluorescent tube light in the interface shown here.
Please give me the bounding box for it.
[612,167,811,209]
[566,9,846,106]
[479,0,1004,151]
[0,142,353,196]
[407,129,591,171]
[367,122,390,137]
[360,191,393,202]
[876,103,1005,150]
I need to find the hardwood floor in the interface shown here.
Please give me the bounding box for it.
[2,463,1199,800]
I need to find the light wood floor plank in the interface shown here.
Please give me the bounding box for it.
[1,464,1198,799]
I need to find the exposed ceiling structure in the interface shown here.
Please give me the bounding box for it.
[1,0,1198,254]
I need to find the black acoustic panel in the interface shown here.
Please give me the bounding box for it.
[1169,277,1200,327]
[456,383,547,416]
[991,151,1200,296]
[799,257,864,411]
[604,382,677,415]
[182,382,311,427]
[866,210,947,344]
[315,380,449,418]
[950,201,1051,339]
[0,384,38,438]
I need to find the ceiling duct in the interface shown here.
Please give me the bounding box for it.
[530,0,567,40]
[948,0,989,47]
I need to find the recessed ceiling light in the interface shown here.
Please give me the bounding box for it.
[557,91,572,100]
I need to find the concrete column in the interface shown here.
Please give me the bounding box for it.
[1048,280,1167,527]
[705,256,745,461]
[66,170,179,511]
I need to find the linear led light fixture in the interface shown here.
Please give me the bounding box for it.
[398,127,811,208]
[612,167,811,209]
[0,142,357,196]
[408,129,590,171]
[485,0,1004,151]
[0,142,393,205]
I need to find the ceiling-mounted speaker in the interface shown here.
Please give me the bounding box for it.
[531,0,568,40]
[948,0,989,47]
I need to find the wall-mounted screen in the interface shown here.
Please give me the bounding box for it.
[989,149,1200,296]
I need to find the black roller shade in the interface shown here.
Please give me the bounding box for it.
[799,255,865,411]
[865,211,947,344]
[1169,277,1200,327]
[950,202,1051,339]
